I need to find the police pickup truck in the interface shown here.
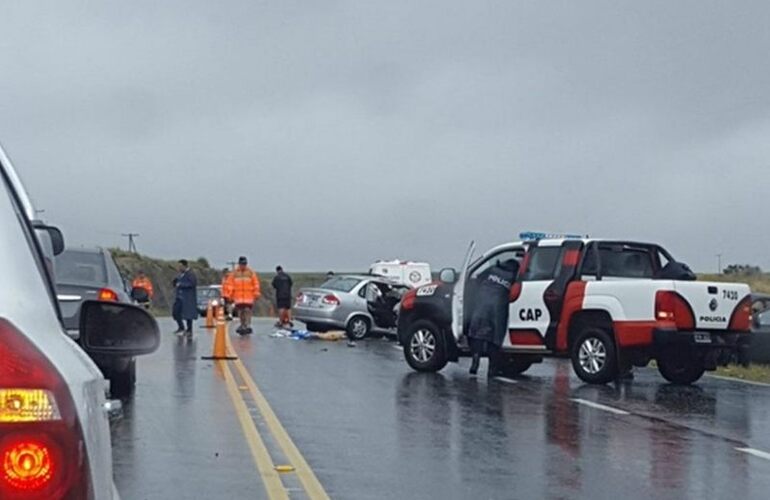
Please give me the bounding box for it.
[396,233,752,385]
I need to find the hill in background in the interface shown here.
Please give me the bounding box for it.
[110,249,330,316]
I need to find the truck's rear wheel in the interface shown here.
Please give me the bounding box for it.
[570,327,618,384]
[403,320,448,372]
[657,349,705,385]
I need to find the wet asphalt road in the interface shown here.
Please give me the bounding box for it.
[112,318,770,500]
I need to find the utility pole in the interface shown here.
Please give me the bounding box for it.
[716,253,722,275]
[226,261,236,270]
[122,233,139,254]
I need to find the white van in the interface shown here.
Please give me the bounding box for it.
[369,260,432,288]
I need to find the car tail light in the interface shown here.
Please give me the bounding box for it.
[401,289,417,310]
[655,291,695,330]
[0,319,90,499]
[97,288,118,302]
[729,295,752,332]
[321,294,340,306]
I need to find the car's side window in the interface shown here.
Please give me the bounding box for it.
[358,283,368,299]
[520,247,562,281]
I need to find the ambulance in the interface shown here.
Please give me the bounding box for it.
[369,260,432,288]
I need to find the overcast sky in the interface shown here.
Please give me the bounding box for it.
[1,1,768,272]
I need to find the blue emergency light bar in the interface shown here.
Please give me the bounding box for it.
[519,231,587,241]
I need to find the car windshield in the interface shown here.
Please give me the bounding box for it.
[54,250,107,285]
[320,276,361,293]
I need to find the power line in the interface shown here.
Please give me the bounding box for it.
[122,233,139,253]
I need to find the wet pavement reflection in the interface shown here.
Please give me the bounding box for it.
[114,319,770,499]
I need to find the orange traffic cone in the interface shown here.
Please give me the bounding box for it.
[204,302,215,329]
[201,305,237,360]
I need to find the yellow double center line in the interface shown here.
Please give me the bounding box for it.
[220,334,330,500]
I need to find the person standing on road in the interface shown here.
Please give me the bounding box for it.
[224,256,261,335]
[131,270,154,309]
[221,267,233,320]
[172,259,198,337]
[272,266,293,329]
[467,259,519,376]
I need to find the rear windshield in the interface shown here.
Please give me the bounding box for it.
[197,288,221,299]
[55,250,107,285]
[320,277,361,293]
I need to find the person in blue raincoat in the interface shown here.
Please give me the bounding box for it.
[467,258,520,376]
[172,259,198,336]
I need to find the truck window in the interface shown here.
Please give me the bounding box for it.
[470,249,523,280]
[520,247,562,281]
[582,244,655,279]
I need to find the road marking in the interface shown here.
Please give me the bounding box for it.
[707,375,770,388]
[570,398,630,415]
[228,336,331,500]
[736,447,770,460]
[220,360,289,500]
[392,345,402,351]
[493,376,518,384]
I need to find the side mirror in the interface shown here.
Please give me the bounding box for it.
[439,268,458,284]
[33,223,65,256]
[79,301,160,357]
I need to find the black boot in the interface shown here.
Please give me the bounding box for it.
[469,353,480,375]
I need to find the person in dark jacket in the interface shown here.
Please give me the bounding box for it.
[172,259,198,336]
[467,258,520,375]
[272,266,293,329]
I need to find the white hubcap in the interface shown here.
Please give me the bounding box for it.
[578,337,607,374]
[410,329,436,363]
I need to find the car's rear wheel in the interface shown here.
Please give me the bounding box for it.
[570,327,618,384]
[403,320,448,372]
[657,349,705,385]
[110,359,137,398]
[346,316,371,340]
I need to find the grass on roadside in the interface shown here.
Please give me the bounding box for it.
[715,364,770,384]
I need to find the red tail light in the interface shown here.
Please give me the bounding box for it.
[655,291,695,330]
[0,319,90,499]
[729,295,752,332]
[97,288,118,302]
[321,294,340,306]
[401,289,417,310]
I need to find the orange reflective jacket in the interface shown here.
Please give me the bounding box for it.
[221,273,233,300]
[131,277,154,298]
[224,267,261,305]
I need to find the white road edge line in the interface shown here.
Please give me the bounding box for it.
[392,345,402,350]
[707,375,770,388]
[570,398,630,416]
[736,447,770,461]
[493,377,518,384]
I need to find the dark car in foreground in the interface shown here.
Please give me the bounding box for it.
[55,247,140,396]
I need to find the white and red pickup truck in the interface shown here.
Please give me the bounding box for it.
[396,234,752,384]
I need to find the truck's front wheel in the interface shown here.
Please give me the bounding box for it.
[657,349,705,385]
[570,327,618,384]
[403,320,448,372]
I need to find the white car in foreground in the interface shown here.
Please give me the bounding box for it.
[0,145,159,499]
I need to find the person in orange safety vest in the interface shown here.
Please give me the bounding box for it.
[223,256,261,335]
[131,270,154,308]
